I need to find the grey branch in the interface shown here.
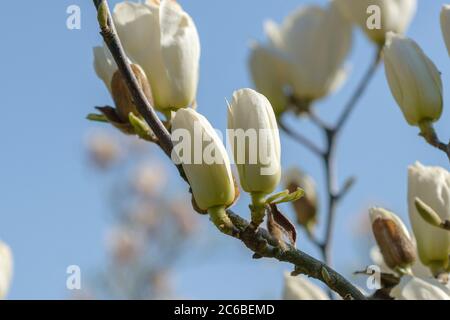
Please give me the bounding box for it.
[422,132,450,163]
[91,0,367,300]
[284,48,381,280]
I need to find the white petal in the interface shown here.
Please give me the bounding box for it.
[441,5,450,56]
[391,275,450,300]
[93,45,117,92]
[159,0,201,108]
[248,42,290,115]
[276,3,352,100]
[0,241,13,299]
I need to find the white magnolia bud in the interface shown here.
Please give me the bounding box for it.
[0,241,13,299]
[408,162,450,273]
[391,275,450,300]
[248,43,289,116]
[283,272,329,300]
[441,5,450,57]
[112,0,200,110]
[264,2,351,101]
[369,207,416,270]
[334,0,417,45]
[383,33,443,126]
[227,88,281,195]
[172,109,235,211]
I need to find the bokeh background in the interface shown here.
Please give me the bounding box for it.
[1,0,449,299]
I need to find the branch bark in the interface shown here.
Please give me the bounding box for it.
[91,0,366,300]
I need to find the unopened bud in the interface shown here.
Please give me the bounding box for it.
[370,207,416,270]
[284,168,318,232]
[110,64,153,123]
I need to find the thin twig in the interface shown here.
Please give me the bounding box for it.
[282,48,382,299]
[335,48,383,132]
[320,48,382,264]
[279,118,324,157]
[91,0,366,300]
[422,132,450,163]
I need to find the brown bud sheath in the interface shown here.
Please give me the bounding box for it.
[372,217,416,270]
[111,64,153,122]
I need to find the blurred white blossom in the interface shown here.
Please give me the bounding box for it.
[441,5,450,57]
[131,162,167,196]
[283,272,329,300]
[257,2,351,103]
[335,0,416,45]
[106,227,143,264]
[0,240,13,299]
[86,131,121,169]
[391,275,450,300]
[248,43,290,116]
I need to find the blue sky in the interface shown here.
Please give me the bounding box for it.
[1,0,449,299]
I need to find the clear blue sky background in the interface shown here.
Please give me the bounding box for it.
[1,0,449,299]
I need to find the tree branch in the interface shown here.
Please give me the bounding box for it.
[283,48,382,299]
[226,211,366,300]
[279,118,324,157]
[420,124,450,160]
[335,48,383,132]
[91,0,366,300]
[318,49,382,265]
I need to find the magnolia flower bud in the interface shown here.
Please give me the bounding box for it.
[408,162,450,274]
[284,168,318,232]
[112,0,200,110]
[111,64,153,122]
[383,33,443,127]
[334,0,417,45]
[172,109,235,212]
[248,43,289,116]
[369,207,416,270]
[0,241,13,299]
[227,88,281,195]
[283,272,329,300]
[93,46,153,123]
[441,5,450,56]
[263,2,351,101]
[390,275,450,300]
